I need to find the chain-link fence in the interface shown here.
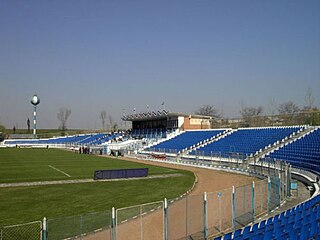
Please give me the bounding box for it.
[234,184,253,228]
[167,194,204,240]
[47,210,111,240]
[0,221,41,240]
[207,188,233,237]
[165,174,285,240]
[116,201,164,240]
[254,178,269,218]
[1,154,291,240]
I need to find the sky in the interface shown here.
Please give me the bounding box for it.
[0,0,319,129]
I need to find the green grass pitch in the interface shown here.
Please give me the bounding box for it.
[0,148,195,226]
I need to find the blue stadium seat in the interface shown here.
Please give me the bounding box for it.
[193,127,301,158]
[218,193,320,240]
[223,232,232,240]
[268,128,320,174]
[149,130,225,152]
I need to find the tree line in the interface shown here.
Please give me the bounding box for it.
[195,88,319,127]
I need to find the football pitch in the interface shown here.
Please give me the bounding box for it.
[0,148,195,226]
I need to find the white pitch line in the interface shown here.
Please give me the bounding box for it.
[48,165,71,177]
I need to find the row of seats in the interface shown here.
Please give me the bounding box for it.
[191,127,301,157]
[3,133,118,146]
[268,128,320,174]
[214,194,320,240]
[130,128,168,139]
[149,130,225,152]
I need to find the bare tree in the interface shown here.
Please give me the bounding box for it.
[108,115,118,132]
[304,87,315,110]
[0,123,6,141]
[268,98,278,116]
[240,106,263,127]
[100,111,107,130]
[195,105,222,118]
[278,102,300,115]
[240,106,263,118]
[267,98,278,126]
[57,108,71,132]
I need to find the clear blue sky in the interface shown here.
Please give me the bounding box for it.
[0,0,319,129]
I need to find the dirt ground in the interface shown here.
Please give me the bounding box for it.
[83,156,257,240]
[119,156,257,195]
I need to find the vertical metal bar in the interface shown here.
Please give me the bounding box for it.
[203,192,207,240]
[232,186,236,231]
[164,199,168,240]
[42,217,46,240]
[278,173,281,206]
[285,164,288,199]
[111,207,116,240]
[268,177,271,214]
[252,182,255,224]
[288,165,292,197]
[33,106,37,138]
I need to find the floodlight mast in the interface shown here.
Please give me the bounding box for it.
[30,94,40,138]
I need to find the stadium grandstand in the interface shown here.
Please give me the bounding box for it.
[2,132,120,149]
[1,110,319,239]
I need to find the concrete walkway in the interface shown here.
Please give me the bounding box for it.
[0,173,182,188]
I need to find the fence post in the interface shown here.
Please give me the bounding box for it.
[278,172,281,206]
[285,164,288,199]
[42,217,47,240]
[267,177,271,214]
[164,198,168,240]
[203,192,207,240]
[288,165,292,197]
[232,186,236,231]
[111,207,116,240]
[252,182,255,224]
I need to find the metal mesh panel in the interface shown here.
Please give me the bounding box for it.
[81,211,112,239]
[116,201,163,240]
[234,184,253,228]
[48,215,80,240]
[207,188,233,237]
[1,221,41,240]
[186,194,204,239]
[47,211,111,240]
[269,176,280,210]
[254,179,268,217]
[280,170,287,201]
[168,198,187,240]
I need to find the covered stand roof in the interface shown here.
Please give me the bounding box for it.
[121,110,213,122]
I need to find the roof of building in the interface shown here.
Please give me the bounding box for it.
[122,110,213,121]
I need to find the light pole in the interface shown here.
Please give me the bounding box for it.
[30,94,40,138]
